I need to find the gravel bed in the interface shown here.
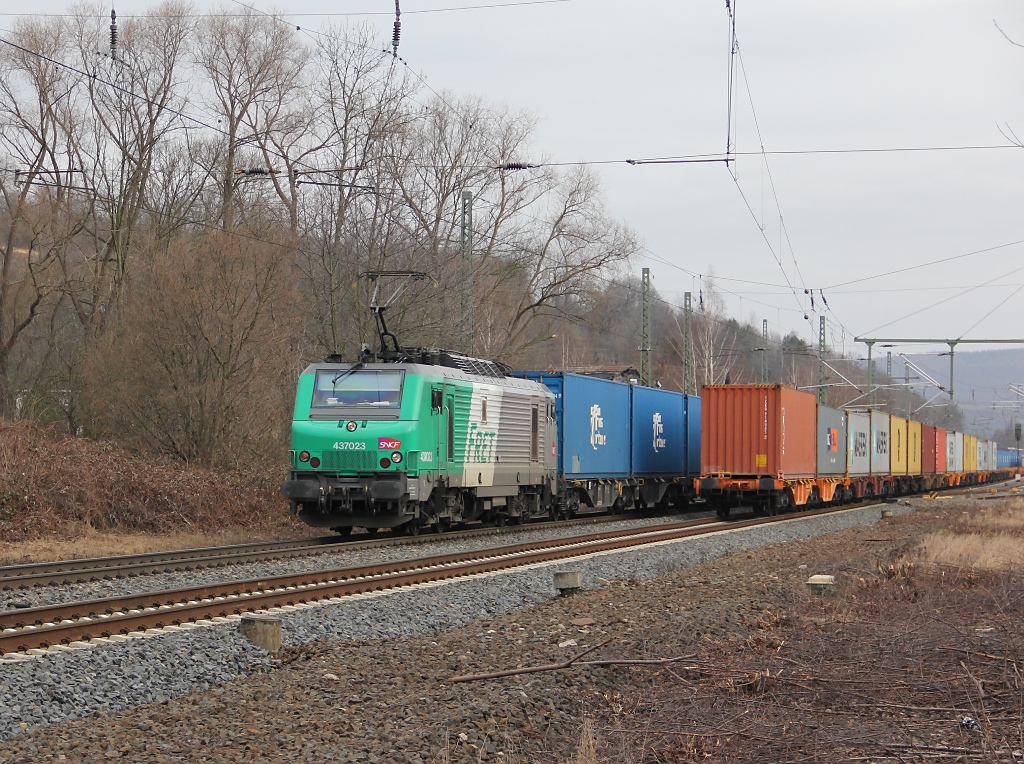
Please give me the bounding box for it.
[0,499,914,742]
[0,514,694,611]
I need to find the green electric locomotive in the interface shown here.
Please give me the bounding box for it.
[280,350,559,534]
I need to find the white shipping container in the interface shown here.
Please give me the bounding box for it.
[953,432,965,472]
[869,410,890,476]
[846,411,871,476]
[946,434,955,473]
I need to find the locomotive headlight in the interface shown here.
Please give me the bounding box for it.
[346,421,358,432]
[379,457,392,469]
[299,451,310,463]
[391,451,403,464]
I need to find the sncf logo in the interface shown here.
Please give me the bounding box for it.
[590,404,607,450]
[378,438,401,450]
[652,412,666,453]
[827,427,839,453]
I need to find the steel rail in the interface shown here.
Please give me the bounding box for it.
[0,511,660,590]
[0,509,842,655]
[0,517,718,632]
[4,480,1013,655]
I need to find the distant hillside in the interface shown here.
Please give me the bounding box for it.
[939,348,1024,441]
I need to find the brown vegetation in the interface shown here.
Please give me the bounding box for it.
[0,421,298,547]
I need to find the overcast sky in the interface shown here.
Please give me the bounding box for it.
[7,1,1024,372]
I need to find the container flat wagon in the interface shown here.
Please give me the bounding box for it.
[700,384,819,517]
[699,385,1014,518]
[513,372,700,513]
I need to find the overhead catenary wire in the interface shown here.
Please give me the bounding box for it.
[721,33,820,341]
[0,1,575,19]
[824,237,1024,290]
[862,259,1024,336]
[957,282,1024,340]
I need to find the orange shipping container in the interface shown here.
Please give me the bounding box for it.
[908,420,922,476]
[701,384,817,479]
[935,427,947,473]
[890,415,908,475]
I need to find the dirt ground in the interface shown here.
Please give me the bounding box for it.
[0,495,1021,763]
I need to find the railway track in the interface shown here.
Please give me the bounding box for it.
[3,480,1015,657]
[0,506,853,656]
[7,478,1014,593]
[0,511,674,591]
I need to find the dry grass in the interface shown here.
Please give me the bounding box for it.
[914,532,1024,569]
[907,497,1024,571]
[0,527,318,566]
[571,718,600,764]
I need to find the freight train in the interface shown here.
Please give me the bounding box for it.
[279,350,701,534]
[280,290,1014,533]
[699,384,1012,518]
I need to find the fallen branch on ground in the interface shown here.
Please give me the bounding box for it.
[448,639,612,683]
[449,643,698,683]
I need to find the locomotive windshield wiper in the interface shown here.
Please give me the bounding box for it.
[332,361,364,388]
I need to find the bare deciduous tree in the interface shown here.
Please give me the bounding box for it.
[195,8,306,229]
[85,231,300,465]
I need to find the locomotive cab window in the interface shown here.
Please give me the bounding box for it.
[310,369,405,419]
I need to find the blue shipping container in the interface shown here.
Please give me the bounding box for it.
[631,386,687,476]
[997,449,1022,468]
[513,372,632,478]
[685,395,701,476]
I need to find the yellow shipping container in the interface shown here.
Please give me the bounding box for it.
[964,434,978,472]
[907,420,922,475]
[890,415,908,475]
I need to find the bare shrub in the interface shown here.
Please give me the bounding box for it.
[82,231,301,467]
[0,421,294,543]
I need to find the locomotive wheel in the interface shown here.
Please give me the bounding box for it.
[494,514,506,527]
[331,526,353,537]
[406,521,420,536]
[715,505,731,520]
[365,527,379,538]
[435,517,452,534]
